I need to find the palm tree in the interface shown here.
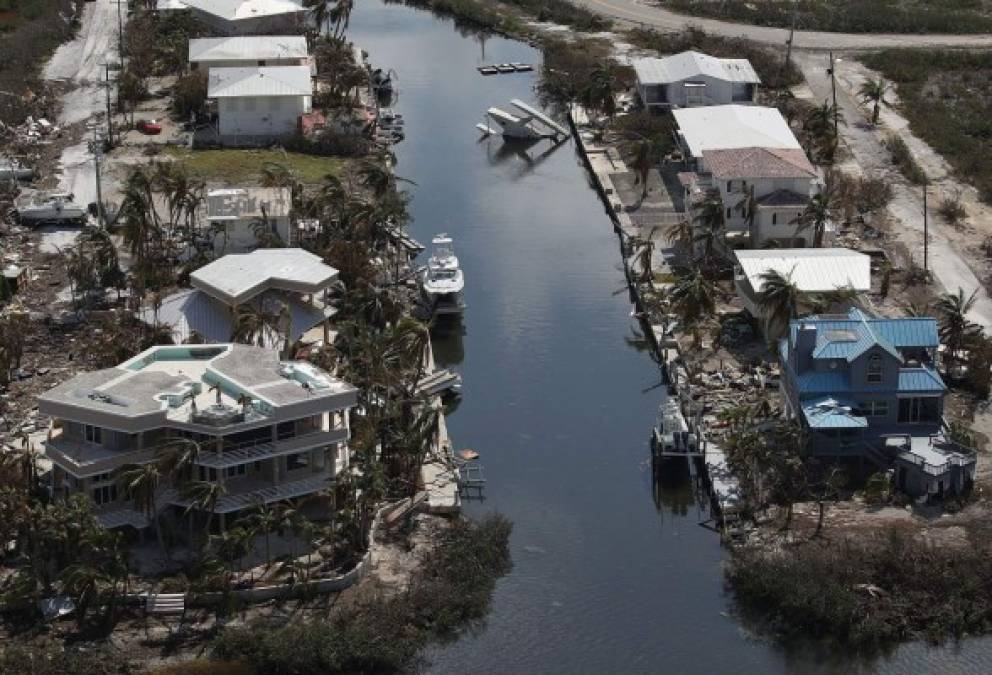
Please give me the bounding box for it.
[356,159,415,199]
[857,77,890,125]
[231,303,281,347]
[245,501,280,568]
[664,218,693,251]
[117,462,167,556]
[803,101,845,162]
[669,270,716,325]
[934,287,980,367]
[579,63,617,118]
[304,0,332,34]
[794,189,834,248]
[181,480,227,545]
[329,0,354,39]
[692,196,725,264]
[60,562,110,630]
[755,268,801,340]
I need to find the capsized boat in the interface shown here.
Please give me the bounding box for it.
[15,191,87,226]
[475,99,570,141]
[421,234,465,316]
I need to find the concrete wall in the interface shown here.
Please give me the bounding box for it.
[638,76,755,109]
[209,214,291,253]
[193,57,306,70]
[217,95,308,137]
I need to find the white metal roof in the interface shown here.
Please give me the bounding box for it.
[178,0,304,21]
[189,35,307,63]
[674,105,801,159]
[632,51,760,86]
[190,248,339,306]
[206,186,291,220]
[735,248,871,294]
[207,65,311,98]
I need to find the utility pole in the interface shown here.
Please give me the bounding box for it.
[923,181,929,278]
[784,0,797,76]
[116,0,126,110]
[827,51,839,139]
[102,63,114,146]
[89,124,105,227]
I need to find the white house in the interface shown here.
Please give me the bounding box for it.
[143,249,338,347]
[189,35,310,71]
[174,0,308,36]
[205,186,293,253]
[632,51,760,110]
[734,248,871,318]
[675,105,822,249]
[208,65,312,141]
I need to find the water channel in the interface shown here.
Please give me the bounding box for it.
[348,2,992,672]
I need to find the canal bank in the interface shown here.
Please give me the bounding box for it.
[347,2,992,673]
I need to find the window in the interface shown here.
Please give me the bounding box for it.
[867,355,883,384]
[726,207,732,219]
[771,213,778,225]
[198,466,218,482]
[93,472,112,483]
[859,401,889,417]
[727,181,732,192]
[286,453,309,472]
[225,464,246,478]
[898,397,940,424]
[92,485,117,506]
[85,425,102,444]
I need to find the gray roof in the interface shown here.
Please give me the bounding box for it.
[206,187,291,220]
[208,65,311,98]
[189,35,308,63]
[190,248,338,306]
[38,344,356,430]
[632,51,760,86]
[178,0,305,22]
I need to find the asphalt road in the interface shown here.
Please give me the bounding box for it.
[572,0,992,50]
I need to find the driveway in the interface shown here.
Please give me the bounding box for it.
[571,0,992,50]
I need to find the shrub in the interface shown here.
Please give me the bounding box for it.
[937,192,967,225]
[883,135,927,185]
[171,70,208,120]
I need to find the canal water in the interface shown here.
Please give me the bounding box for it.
[348,3,992,673]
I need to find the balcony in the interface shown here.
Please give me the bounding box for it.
[164,469,334,514]
[195,428,348,470]
[45,437,159,478]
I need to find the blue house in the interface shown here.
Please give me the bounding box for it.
[779,308,975,499]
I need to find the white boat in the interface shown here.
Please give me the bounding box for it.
[421,234,465,316]
[15,191,87,225]
[476,99,570,141]
[652,397,693,456]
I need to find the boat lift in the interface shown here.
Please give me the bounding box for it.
[476,99,570,142]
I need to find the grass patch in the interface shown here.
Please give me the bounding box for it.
[862,49,992,201]
[729,527,992,647]
[162,147,344,185]
[665,0,992,34]
[883,134,927,185]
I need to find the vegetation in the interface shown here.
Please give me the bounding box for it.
[665,0,992,35]
[862,49,992,201]
[163,147,345,185]
[0,0,79,125]
[538,38,633,112]
[857,77,891,125]
[212,515,513,674]
[755,269,800,340]
[729,527,992,647]
[883,134,927,185]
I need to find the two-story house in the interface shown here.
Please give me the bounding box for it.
[39,344,358,531]
[632,51,760,111]
[141,249,339,348]
[208,65,312,144]
[673,105,822,251]
[189,35,311,71]
[173,0,308,36]
[203,186,293,253]
[779,308,975,499]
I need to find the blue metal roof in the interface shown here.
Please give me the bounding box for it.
[784,308,939,364]
[802,396,869,429]
[898,367,947,392]
[796,370,849,394]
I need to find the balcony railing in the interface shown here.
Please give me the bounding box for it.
[164,469,334,514]
[195,428,348,469]
[45,438,159,477]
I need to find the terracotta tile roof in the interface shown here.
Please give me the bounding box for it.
[702,147,817,179]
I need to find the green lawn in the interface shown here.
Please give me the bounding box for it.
[162,147,345,185]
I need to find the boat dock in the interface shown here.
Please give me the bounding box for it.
[414,368,462,397]
[571,104,741,528]
[511,99,570,139]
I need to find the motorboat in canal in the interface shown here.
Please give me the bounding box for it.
[421,234,465,316]
[14,191,87,226]
[476,99,570,142]
[651,397,694,458]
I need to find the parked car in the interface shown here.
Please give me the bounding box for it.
[136,119,162,135]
